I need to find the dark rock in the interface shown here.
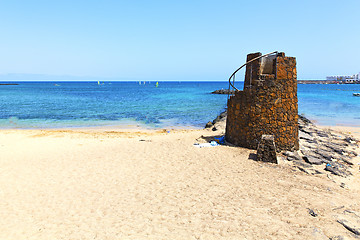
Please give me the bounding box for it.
[283,151,301,161]
[339,157,354,166]
[301,150,327,163]
[205,121,213,128]
[326,143,345,154]
[211,89,235,94]
[210,110,227,126]
[293,160,313,168]
[344,210,360,218]
[298,115,313,125]
[344,136,357,143]
[256,135,277,164]
[300,127,317,136]
[315,131,330,138]
[299,131,315,142]
[219,112,227,119]
[212,126,217,131]
[332,206,345,211]
[330,236,347,240]
[297,166,310,174]
[325,163,351,177]
[212,116,221,124]
[283,151,295,157]
[330,140,349,147]
[318,144,335,153]
[303,156,324,165]
[308,208,318,217]
[204,110,227,129]
[314,149,333,161]
[337,219,360,235]
[300,141,317,150]
[296,166,323,175]
[314,169,325,174]
[349,151,358,157]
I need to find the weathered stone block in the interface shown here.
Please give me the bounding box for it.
[256,135,278,164]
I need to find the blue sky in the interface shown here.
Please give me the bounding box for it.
[0,0,359,80]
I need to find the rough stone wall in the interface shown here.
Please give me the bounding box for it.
[225,52,299,151]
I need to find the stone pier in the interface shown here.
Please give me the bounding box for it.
[225,52,299,151]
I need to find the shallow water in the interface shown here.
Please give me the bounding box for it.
[0,81,359,128]
[298,84,360,126]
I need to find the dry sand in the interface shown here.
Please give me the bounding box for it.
[0,126,359,239]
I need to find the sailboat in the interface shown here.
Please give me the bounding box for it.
[156,82,159,87]
[97,81,104,86]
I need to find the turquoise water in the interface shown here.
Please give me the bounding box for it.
[297,84,360,126]
[0,81,359,129]
[0,81,229,129]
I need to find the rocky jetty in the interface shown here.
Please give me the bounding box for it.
[204,110,227,131]
[288,115,358,177]
[211,89,234,94]
[206,110,359,177]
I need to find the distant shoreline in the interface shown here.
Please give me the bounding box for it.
[298,80,360,84]
[0,80,359,85]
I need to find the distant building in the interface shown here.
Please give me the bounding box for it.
[326,72,360,81]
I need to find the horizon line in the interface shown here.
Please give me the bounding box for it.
[0,79,327,82]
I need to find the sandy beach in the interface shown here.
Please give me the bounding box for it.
[0,126,359,239]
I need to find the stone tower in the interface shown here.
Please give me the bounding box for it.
[225,52,299,151]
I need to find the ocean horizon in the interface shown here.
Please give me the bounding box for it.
[0,81,359,129]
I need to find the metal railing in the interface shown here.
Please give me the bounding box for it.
[228,51,278,98]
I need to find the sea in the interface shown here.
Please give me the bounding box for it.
[0,81,359,129]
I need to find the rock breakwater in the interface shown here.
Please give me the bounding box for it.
[206,110,359,177]
[211,89,234,95]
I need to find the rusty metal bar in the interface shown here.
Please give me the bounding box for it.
[228,51,278,96]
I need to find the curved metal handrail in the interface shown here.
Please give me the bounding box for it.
[228,51,278,95]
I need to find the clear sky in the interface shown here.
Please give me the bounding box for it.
[0,0,359,80]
